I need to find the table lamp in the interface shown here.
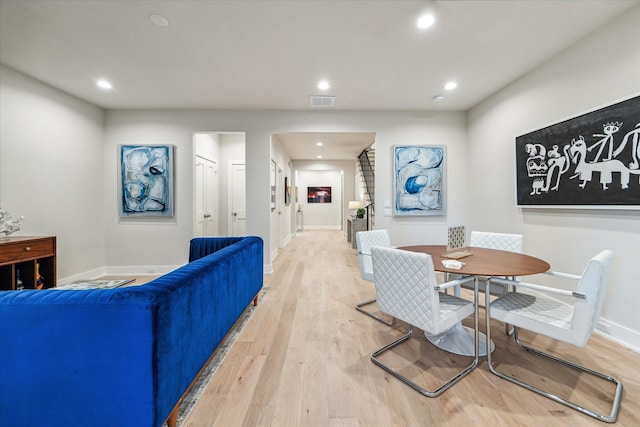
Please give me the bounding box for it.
[348,200,362,217]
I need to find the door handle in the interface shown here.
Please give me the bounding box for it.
[203,214,211,218]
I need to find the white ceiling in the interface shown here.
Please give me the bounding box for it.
[1,0,637,159]
[273,132,376,161]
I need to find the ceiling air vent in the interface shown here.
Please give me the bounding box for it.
[309,95,335,107]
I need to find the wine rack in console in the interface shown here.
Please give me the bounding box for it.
[0,236,56,290]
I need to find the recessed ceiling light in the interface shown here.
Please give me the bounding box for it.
[317,155,323,159]
[445,81,458,91]
[148,13,169,27]
[416,14,436,29]
[316,142,323,147]
[433,95,444,102]
[96,79,113,90]
[317,80,330,91]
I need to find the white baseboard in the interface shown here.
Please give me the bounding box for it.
[105,265,183,276]
[58,265,181,285]
[264,262,273,274]
[595,318,640,353]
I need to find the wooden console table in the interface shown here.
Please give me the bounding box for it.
[0,236,57,290]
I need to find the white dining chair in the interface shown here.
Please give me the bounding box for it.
[355,230,394,326]
[370,246,478,397]
[485,250,623,423]
[466,230,524,294]
[453,231,524,335]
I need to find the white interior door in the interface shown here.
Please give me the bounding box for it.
[205,159,218,235]
[230,162,246,236]
[195,158,206,236]
[194,156,218,236]
[277,167,286,248]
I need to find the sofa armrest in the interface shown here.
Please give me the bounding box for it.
[0,289,157,426]
[189,237,244,262]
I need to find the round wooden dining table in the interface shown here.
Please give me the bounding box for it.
[397,245,550,357]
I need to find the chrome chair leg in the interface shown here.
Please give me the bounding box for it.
[355,298,395,326]
[504,323,514,336]
[486,294,623,423]
[371,325,478,398]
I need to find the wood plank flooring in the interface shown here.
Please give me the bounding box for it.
[178,230,638,426]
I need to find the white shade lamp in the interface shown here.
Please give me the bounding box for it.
[348,200,362,217]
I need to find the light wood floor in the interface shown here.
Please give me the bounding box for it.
[177,230,638,426]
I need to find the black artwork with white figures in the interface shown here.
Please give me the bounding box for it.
[516,95,640,207]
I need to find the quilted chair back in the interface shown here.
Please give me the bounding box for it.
[372,246,442,334]
[572,250,613,346]
[470,231,523,253]
[356,230,391,282]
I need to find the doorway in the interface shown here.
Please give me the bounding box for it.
[193,131,246,238]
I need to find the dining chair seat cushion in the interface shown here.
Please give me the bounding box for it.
[438,293,475,330]
[491,292,576,345]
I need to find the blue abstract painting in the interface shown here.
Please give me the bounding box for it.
[120,145,174,217]
[393,146,446,216]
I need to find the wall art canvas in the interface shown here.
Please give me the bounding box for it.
[307,186,332,203]
[393,145,446,216]
[119,145,174,217]
[284,177,291,205]
[516,95,640,209]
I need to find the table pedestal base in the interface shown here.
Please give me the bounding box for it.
[425,323,494,357]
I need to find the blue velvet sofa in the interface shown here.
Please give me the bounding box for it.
[0,236,263,427]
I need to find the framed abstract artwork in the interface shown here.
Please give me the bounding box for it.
[393,145,446,216]
[119,145,174,217]
[515,95,640,209]
[307,186,332,203]
[284,177,291,205]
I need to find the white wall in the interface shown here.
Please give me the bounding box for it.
[270,135,293,258]
[194,132,220,161]
[0,65,106,280]
[102,110,467,274]
[373,112,469,247]
[296,170,343,229]
[467,6,640,349]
